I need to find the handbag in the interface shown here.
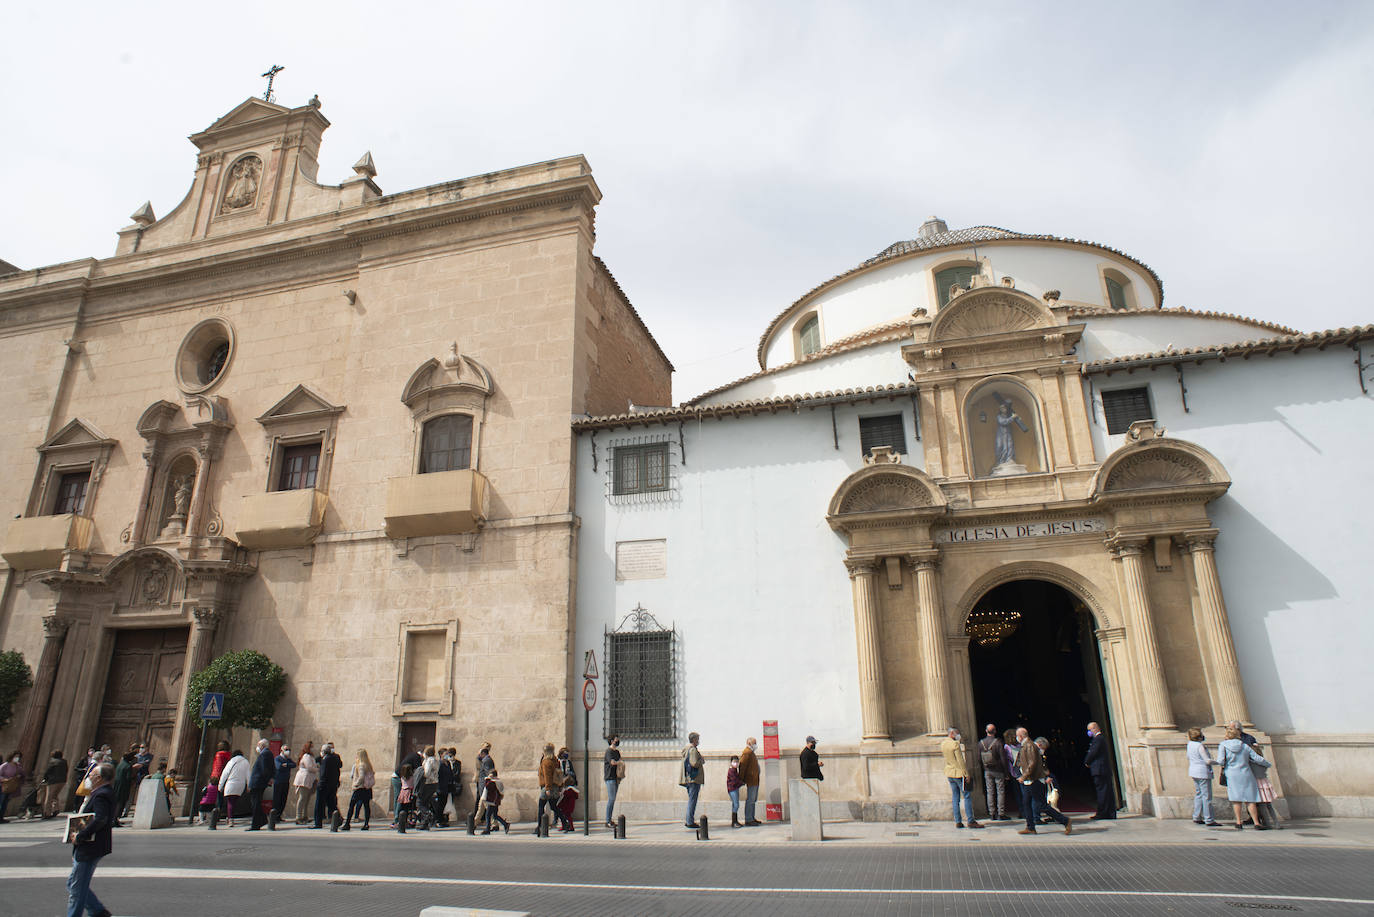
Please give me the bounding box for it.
[0,775,21,795]
[1047,786,1060,809]
[615,760,627,781]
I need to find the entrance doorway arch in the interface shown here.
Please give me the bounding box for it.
[964,578,1119,814]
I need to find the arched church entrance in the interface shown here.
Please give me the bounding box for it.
[966,579,1118,814]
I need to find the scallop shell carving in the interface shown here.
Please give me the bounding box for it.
[1104,451,1209,491]
[839,477,933,513]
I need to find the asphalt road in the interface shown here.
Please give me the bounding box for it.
[4,825,1372,916]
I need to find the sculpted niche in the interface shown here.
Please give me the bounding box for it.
[220,154,263,212]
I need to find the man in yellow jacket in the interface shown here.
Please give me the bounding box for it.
[940,727,983,829]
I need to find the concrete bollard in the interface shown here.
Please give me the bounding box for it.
[466,814,476,835]
[697,815,710,840]
[616,814,626,839]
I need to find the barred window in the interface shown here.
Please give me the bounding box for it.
[859,414,907,458]
[1101,387,1153,435]
[613,443,669,495]
[605,611,676,739]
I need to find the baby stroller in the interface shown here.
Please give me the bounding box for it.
[398,784,438,832]
[554,785,579,832]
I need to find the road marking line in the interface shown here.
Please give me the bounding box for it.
[0,867,1370,906]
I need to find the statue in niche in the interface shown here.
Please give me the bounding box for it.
[990,393,1030,477]
[160,473,194,539]
[221,155,262,212]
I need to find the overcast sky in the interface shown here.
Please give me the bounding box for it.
[5,2,1372,402]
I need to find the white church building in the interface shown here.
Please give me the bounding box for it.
[572,218,1374,821]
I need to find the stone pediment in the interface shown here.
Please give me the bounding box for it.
[403,347,494,409]
[827,463,948,531]
[929,288,1058,343]
[40,418,115,453]
[195,98,291,141]
[256,384,344,423]
[1089,435,1230,500]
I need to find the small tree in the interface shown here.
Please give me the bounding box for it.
[185,649,287,731]
[0,650,33,730]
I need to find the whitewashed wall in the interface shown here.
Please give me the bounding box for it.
[1084,348,1374,734]
[762,243,1157,368]
[574,399,926,752]
[1077,313,1282,365]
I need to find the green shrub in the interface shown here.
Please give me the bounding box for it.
[0,650,33,730]
[185,649,287,730]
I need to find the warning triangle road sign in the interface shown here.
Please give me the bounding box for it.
[200,692,224,720]
[583,649,599,679]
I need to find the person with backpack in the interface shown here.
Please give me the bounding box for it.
[978,723,1008,820]
[679,731,705,829]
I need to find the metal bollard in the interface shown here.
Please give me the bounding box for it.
[466,814,476,835]
[207,809,219,830]
[537,813,549,838]
[697,815,710,840]
[616,814,627,839]
[396,814,407,833]
[267,810,278,831]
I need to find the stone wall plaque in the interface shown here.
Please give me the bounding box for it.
[615,539,667,581]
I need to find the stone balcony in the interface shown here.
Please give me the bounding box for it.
[385,469,490,538]
[1,514,94,570]
[234,488,328,549]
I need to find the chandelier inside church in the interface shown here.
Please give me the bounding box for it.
[966,608,1023,647]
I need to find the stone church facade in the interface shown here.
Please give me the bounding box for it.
[0,96,670,817]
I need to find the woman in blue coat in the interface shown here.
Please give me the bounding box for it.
[1217,723,1270,830]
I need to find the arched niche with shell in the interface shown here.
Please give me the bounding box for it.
[928,287,1058,343]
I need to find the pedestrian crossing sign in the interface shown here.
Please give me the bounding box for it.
[200,692,225,720]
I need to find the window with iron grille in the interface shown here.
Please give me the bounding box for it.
[52,471,90,515]
[1101,387,1153,435]
[859,414,907,458]
[605,616,676,739]
[275,443,321,491]
[420,414,473,473]
[613,443,669,495]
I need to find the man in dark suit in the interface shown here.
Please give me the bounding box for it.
[1084,722,1116,820]
[67,761,116,917]
[799,736,824,780]
[246,739,276,830]
[313,742,343,829]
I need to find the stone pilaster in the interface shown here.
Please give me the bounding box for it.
[18,614,70,773]
[1183,531,1251,725]
[909,553,952,735]
[845,558,890,741]
[172,605,224,774]
[1109,537,1175,729]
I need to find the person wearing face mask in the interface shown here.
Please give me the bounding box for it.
[737,737,761,827]
[0,751,24,823]
[1185,727,1221,826]
[940,727,982,829]
[269,744,294,828]
[1083,722,1116,820]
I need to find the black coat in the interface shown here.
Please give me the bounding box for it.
[318,752,343,791]
[249,748,277,790]
[436,759,453,793]
[1083,733,1111,777]
[800,746,823,780]
[74,784,115,861]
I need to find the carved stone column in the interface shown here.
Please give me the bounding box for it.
[909,553,952,735]
[1109,538,1176,729]
[172,605,223,774]
[18,614,70,773]
[1183,531,1251,725]
[846,558,890,741]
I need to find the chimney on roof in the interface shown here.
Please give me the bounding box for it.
[917,216,948,239]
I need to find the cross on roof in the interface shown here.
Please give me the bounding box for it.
[261,64,284,103]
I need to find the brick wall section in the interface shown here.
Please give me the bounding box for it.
[575,254,673,417]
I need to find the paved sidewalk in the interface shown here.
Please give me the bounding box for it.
[4,811,1368,848]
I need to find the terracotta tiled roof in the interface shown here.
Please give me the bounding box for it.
[685,318,914,405]
[1080,324,1374,373]
[1066,306,1299,337]
[573,382,921,431]
[757,225,1164,368]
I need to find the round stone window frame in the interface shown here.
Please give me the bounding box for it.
[175,318,236,395]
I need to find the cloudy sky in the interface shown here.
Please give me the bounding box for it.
[5,2,1372,401]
